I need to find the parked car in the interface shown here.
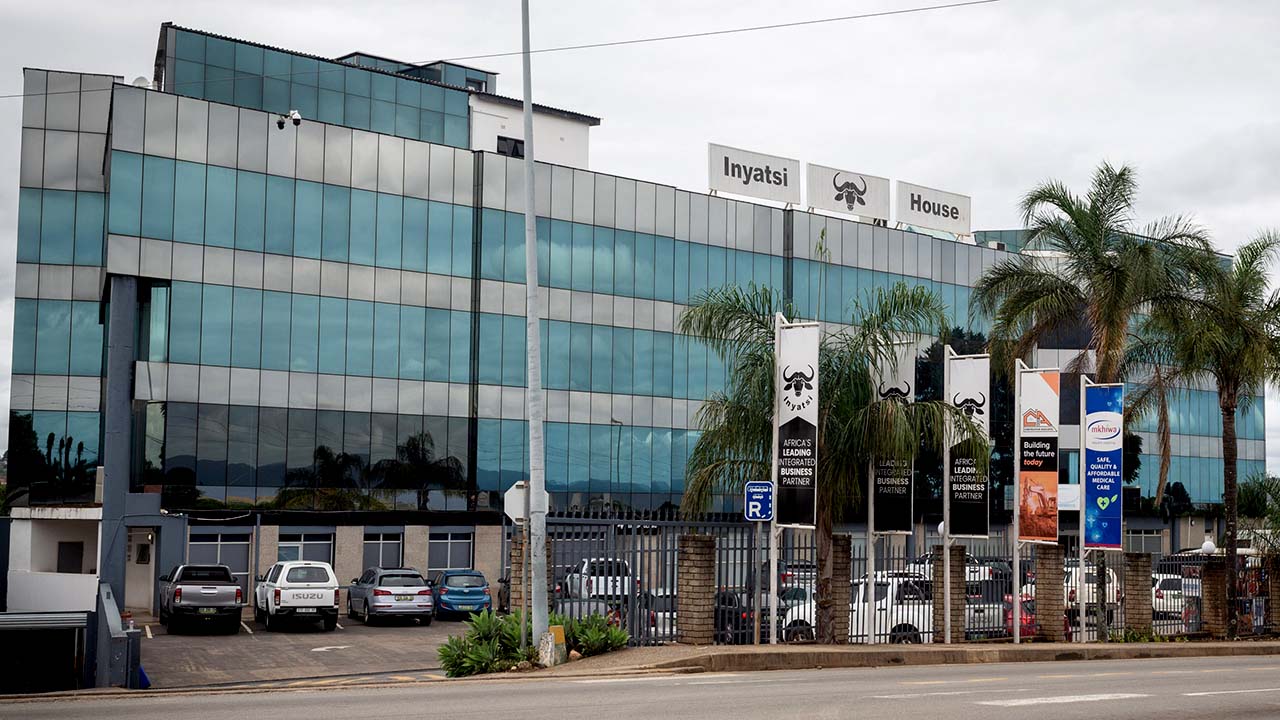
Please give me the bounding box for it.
[346,567,434,625]
[430,570,492,617]
[715,590,770,644]
[965,581,1013,639]
[783,572,932,644]
[781,560,818,586]
[254,560,339,631]
[157,564,243,634]
[779,584,814,610]
[1004,594,1038,638]
[905,552,998,583]
[640,588,677,639]
[1151,573,1185,620]
[1064,564,1120,624]
[563,558,635,600]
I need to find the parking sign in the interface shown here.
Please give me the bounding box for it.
[744,481,775,522]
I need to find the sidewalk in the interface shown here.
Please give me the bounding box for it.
[540,639,1280,676]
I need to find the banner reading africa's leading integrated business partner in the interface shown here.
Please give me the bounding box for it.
[871,342,918,534]
[775,320,820,528]
[1018,368,1060,543]
[1083,383,1124,549]
[947,351,990,538]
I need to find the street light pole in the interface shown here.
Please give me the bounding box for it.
[521,0,550,644]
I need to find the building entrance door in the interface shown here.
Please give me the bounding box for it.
[125,528,156,614]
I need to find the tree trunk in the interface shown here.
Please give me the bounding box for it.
[1221,401,1239,640]
[815,499,836,643]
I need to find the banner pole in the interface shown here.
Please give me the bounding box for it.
[866,459,876,644]
[1013,360,1025,644]
[1078,375,1088,643]
[769,313,783,645]
[942,345,953,645]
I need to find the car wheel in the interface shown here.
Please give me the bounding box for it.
[717,627,735,645]
[264,609,276,631]
[323,616,338,632]
[363,607,375,625]
[226,618,241,635]
[159,606,169,627]
[786,622,815,643]
[346,599,355,619]
[421,616,433,627]
[890,625,921,644]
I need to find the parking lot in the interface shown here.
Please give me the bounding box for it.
[140,611,460,689]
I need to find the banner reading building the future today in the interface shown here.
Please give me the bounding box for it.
[775,321,820,528]
[1083,383,1124,549]
[947,351,990,538]
[1018,368,1060,543]
[871,343,917,534]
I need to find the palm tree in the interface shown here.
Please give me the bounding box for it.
[679,281,986,643]
[971,162,1210,504]
[1137,233,1280,638]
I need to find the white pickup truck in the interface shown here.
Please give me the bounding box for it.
[254,560,340,631]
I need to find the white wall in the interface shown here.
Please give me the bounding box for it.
[124,528,155,612]
[28,519,100,573]
[7,571,99,612]
[469,95,591,169]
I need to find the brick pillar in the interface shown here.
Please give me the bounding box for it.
[677,534,715,645]
[1035,545,1065,642]
[931,544,965,643]
[509,533,551,617]
[1202,557,1227,638]
[830,535,852,644]
[1268,557,1280,632]
[1123,553,1153,635]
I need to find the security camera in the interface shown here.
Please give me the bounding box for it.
[276,109,303,130]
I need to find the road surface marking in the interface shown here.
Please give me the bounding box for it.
[419,673,444,680]
[978,693,1149,707]
[903,677,1007,686]
[873,689,1031,700]
[574,676,689,684]
[1184,687,1280,697]
[336,622,344,630]
[1199,668,1230,673]
[240,621,253,634]
[144,625,153,639]
[310,645,352,652]
[390,675,417,682]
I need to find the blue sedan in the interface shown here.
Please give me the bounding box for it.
[430,570,492,617]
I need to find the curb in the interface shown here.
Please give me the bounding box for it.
[647,642,1280,674]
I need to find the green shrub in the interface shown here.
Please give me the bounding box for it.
[437,609,627,677]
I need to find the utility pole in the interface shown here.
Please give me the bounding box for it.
[521,0,549,644]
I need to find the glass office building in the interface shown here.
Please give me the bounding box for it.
[10,23,1265,531]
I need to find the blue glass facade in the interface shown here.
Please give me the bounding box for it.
[8,25,1265,518]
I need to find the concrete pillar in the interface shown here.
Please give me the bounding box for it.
[333,525,363,608]
[100,275,138,602]
[677,534,715,645]
[404,525,430,571]
[830,535,852,644]
[1035,545,1065,642]
[1201,557,1227,638]
[1123,552,1153,635]
[256,524,279,578]
[931,543,965,643]
[473,525,503,585]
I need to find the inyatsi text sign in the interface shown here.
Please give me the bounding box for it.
[895,181,971,236]
[709,143,801,205]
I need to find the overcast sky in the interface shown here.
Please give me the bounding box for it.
[1,0,1278,469]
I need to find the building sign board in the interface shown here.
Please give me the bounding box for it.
[805,164,890,222]
[895,180,972,235]
[709,143,802,205]
[774,321,820,527]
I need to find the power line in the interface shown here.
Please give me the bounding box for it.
[0,0,1001,102]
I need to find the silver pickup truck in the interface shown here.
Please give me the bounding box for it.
[158,564,244,633]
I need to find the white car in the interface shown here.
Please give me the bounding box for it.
[782,572,933,644]
[254,560,340,631]
[1151,573,1185,620]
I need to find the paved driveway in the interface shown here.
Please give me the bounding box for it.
[140,611,461,688]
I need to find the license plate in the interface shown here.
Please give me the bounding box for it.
[395,595,412,601]
[198,607,217,615]
[459,605,475,611]
[295,607,317,613]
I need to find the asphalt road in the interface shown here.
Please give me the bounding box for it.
[9,654,1280,719]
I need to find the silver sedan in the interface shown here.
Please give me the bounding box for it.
[347,568,435,625]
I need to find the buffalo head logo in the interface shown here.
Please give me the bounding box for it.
[878,380,911,402]
[833,174,868,211]
[782,365,815,397]
[953,392,986,418]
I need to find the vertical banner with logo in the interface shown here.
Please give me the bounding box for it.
[775,321,820,528]
[1018,368,1060,543]
[1083,383,1124,549]
[871,343,917,533]
[947,352,990,538]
